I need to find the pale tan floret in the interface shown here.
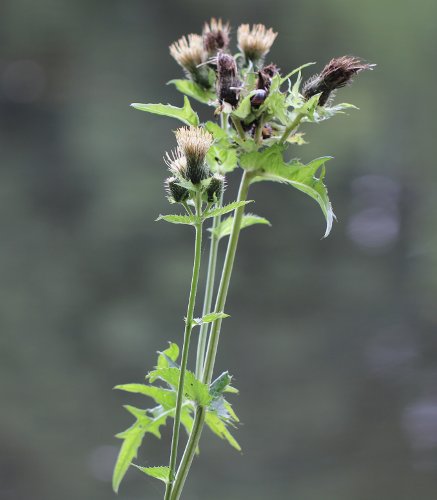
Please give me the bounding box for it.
[164,147,187,178]
[169,34,206,73]
[237,23,278,61]
[203,18,230,36]
[175,126,213,165]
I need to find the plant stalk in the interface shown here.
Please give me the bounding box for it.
[164,193,203,500]
[170,170,254,500]
[279,113,304,145]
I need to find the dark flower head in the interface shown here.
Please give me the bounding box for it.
[165,176,190,203]
[302,56,372,106]
[216,52,241,108]
[203,18,230,56]
[175,126,213,184]
[206,174,225,203]
[256,63,280,91]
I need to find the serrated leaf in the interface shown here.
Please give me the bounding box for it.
[210,371,232,398]
[193,311,230,326]
[204,201,253,219]
[131,96,199,126]
[148,367,211,407]
[156,214,200,225]
[133,465,170,484]
[115,384,176,410]
[157,343,180,369]
[207,144,238,174]
[205,411,241,451]
[168,79,216,105]
[244,144,334,237]
[205,121,228,140]
[211,213,271,240]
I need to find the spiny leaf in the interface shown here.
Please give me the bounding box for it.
[193,311,230,326]
[205,411,241,451]
[131,96,199,126]
[148,367,211,407]
[168,79,216,105]
[204,201,253,219]
[242,144,334,237]
[206,143,238,174]
[211,213,271,240]
[133,465,170,484]
[156,214,200,225]
[114,384,176,410]
[157,342,180,369]
[209,371,232,398]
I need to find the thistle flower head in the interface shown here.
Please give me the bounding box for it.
[206,173,226,203]
[257,63,279,90]
[170,34,206,73]
[203,18,231,56]
[164,147,187,179]
[175,126,213,184]
[165,176,190,203]
[237,24,277,66]
[302,56,372,106]
[216,52,241,107]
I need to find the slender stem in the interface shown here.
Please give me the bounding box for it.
[254,116,264,145]
[279,113,304,145]
[231,116,246,141]
[170,170,254,500]
[164,193,203,500]
[195,191,223,379]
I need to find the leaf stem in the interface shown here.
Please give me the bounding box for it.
[279,113,304,145]
[170,169,254,500]
[231,116,246,141]
[164,192,203,500]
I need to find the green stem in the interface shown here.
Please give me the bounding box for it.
[231,116,246,141]
[279,113,304,145]
[164,193,203,500]
[254,116,264,145]
[170,170,254,500]
[195,192,223,379]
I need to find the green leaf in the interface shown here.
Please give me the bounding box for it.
[210,371,232,398]
[205,121,228,140]
[148,367,212,407]
[114,384,176,410]
[211,213,271,239]
[156,214,200,225]
[207,143,238,174]
[280,62,316,84]
[245,144,334,237]
[157,342,180,369]
[204,201,253,219]
[193,311,230,326]
[168,79,216,105]
[133,465,170,484]
[131,96,199,126]
[231,92,256,121]
[205,411,241,451]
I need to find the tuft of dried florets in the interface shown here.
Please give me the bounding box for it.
[216,52,241,108]
[175,126,213,184]
[257,63,279,90]
[164,147,188,179]
[169,34,210,87]
[206,174,225,203]
[302,56,372,106]
[203,18,230,56]
[237,24,277,66]
[165,176,190,203]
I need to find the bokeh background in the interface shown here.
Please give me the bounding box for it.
[1,0,437,499]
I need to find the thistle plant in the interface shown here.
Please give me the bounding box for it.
[112,19,372,500]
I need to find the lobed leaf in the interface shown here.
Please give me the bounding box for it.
[156,214,200,225]
[204,201,253,219]
[157,342,180,369]
[205,411,241,451]
[114,384,176,410]
[131,96,199,126]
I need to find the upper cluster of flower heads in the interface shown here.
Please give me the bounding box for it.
[165,18,371,205]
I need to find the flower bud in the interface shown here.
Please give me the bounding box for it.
[165,176,190,203]
[302,56,372,106]
[203,18,230,57]
[250,89,267,107]
[216,52,241,108]
[257,63,279,91]
[164,148,188,179]
[237,24,277,67]
[175,127,213,185]
[206,174,225,203]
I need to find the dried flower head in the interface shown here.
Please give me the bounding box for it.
[216,52,241,107]
[206,174,225,203]
[237,24,277,66]
[169,34,210,87]
[165,176,190,203]
[203,18,230,56]
[302,56,372,106]
[257,63,279,90]
[175,126,213,184]
[164,147,187,179]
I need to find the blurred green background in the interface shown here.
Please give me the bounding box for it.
[1,0,436,499]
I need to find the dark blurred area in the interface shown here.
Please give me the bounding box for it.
[1,1,436,499]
